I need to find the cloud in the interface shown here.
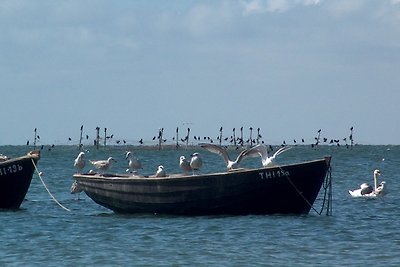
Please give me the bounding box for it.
[242,0,320,14]
[183,2,236,36]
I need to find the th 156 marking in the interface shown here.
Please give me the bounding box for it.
[0,164,24,176]
[258,170,290,180]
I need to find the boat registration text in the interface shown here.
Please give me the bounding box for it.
[258,170,290,180]
[0,164,24,176]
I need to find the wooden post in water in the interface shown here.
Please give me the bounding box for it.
[350,126,354,148]
[233,128,236,146]
[219,127,223,146]
[176,127,179,149]
[186,128,190,147]
[158,128,163,151]
[104,128,107,147]
[249,127,253,147]
[79,125,84,150]
[33,128,37,150]
[95,127,100,150]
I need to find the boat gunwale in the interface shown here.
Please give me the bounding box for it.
[0,153,40,166]
[73,156,331,182]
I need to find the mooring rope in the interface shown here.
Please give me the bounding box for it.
[280,162,333,216]
[319,166,333,216]
[31,159,71,212]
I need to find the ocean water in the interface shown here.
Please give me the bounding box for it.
[0,144,399,266]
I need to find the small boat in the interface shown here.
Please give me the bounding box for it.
[0,151,40,209]
[73,157,331,215]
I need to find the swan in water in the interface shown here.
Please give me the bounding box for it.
[199,143,251,171]
[242,144,292,167]
[349,169,387,198]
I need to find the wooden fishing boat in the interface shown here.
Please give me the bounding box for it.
[0,151,40,209]
[73,157,331,215]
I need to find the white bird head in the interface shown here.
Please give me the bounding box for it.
[374,169,381,176]
[77,152,85,159]
[108,157,116,163]
[125,151,133,159]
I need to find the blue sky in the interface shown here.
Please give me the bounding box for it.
[1,0,399,145]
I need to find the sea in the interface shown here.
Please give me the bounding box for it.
[0,144,399,266]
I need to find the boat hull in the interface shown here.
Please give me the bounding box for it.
[73,157,331,215]
[0,152,40,209]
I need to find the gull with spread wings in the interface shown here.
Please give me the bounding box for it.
[199,143,251,171]
[243,144,292,167]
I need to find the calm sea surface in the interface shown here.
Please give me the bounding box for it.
[1,145,399,266]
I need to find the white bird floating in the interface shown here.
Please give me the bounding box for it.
[74,152,85,173]
[179,156,192,174]
[199,143,251,171]
[349,169,387,198]
[155,165,166,177]
[125,151,142,174]
[189,152,203,175]
[242,144,292,167]
[89,157,116,173]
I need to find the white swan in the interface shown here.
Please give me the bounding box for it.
[199,143,250,171]
[349,169,387,198]
[242,144,292,167]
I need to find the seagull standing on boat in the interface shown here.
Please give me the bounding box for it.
[349,169,387,197]
[89,157,116,173]
[243,144,292,167]
[190,152,203,175]
[199,143,249,171]
[155,165,166,177]
[125,151,142,173]
[74,152,85,173]
[179,156,192,174]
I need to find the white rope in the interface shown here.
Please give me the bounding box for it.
[31,159,71,212]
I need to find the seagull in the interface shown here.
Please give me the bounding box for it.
[70,180,83,199]
[190,152,203,174]
[89,157,116,173]
[125,151,142,173]
[0,154,10,162]
[199,143,249,171]
[179,156,192,174]
[73,152,85,173]
[155,165,166,177]
[243,144,292,167]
